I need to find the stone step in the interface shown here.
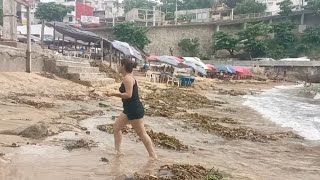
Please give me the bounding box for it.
[58,56,90,63]
[68,73,107,81]
[79,78,116,87]
[66,66,100,74]
[56,60,91,67]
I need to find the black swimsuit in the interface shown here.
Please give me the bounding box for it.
[119,78,145,120]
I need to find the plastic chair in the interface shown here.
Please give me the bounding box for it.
[145,71,153,82]
[167,75,180,86]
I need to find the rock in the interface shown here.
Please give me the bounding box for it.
[19,122,48,139]
[0,153,5,156]
[75,133,79,136]
[101,157,109,162]
[86,131,90,135]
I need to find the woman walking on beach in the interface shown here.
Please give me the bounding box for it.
[106,58,157,159]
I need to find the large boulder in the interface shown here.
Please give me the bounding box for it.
[19,122,48,139]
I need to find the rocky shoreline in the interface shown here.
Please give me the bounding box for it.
[0,73,320,180]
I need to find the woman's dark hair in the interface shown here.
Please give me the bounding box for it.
[121,58,138,73]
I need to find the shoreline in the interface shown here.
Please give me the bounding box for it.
[0,73,320,180]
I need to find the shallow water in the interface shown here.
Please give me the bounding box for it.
[243,85,320,141]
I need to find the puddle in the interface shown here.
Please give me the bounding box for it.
[0,112,159,180]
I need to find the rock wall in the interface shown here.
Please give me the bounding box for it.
[90,23,242,56]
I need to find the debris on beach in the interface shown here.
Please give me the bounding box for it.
[90,60,122,82]
[64,139,96,151]
[7,96,55,108]
[0,153,5,156]
[97,124,135,134]
[142,88,223,117]
[65,109,104,121]
[38,72,56,80]
[146,130,188,151]
[218,89,247,96]
[133,164,225,180]
[101,157,109,163]
[176,113,238,124]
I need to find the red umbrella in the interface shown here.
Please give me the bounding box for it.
[233,66,252,75]
[206,64,215,70]
[148,55,158,61]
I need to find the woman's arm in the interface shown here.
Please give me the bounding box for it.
[108,76,134,99]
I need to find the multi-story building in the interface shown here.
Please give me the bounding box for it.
[92,0,124,19]
[17,0,41,25]
[256,0,308,15]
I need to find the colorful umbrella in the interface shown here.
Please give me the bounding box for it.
[156,56,184,67]
[182,57,208,70]
[148,55,158,61]
[233,66,252,75]
[112,41,143,60]
[206,64,215,70]
[182,61,207,75]
[216,65,236,74]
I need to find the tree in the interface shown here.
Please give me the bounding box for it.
[222,0,243,9]
[267,22,297,58]
[214,32,239,57]
[122,0,158,12]
[35,2,71,47]
[113,22,150,50]
[178,38,200,56]
[302,26,320,47]
[277,0,294,16]
[306,0,320,14]
[237,22,272,58]
[234,0,266,14]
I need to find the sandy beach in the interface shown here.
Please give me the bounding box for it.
[0,72,319,180]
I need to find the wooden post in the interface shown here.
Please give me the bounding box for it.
[53,21,56,50]
[40,19,45,48]
[100,38,104,61]
[26,6,31,73]
[62,34,65,55]
[109,43,113,67]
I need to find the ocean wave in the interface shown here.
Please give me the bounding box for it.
[243,86,320,141]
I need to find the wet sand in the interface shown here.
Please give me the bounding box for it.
[0,73,320,180]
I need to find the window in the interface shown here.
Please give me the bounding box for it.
[69,17,73,22]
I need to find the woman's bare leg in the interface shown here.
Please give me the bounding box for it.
[130,119,157,159]
[113,113,128,154]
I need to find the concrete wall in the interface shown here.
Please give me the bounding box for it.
[91,23,243,56]
[0,45,47,72]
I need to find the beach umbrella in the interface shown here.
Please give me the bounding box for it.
[182,61,207,75]
[226,65,236,74]
[148,55,158,61]
[206,64,215,70]
[216,65,236,74]
[183,57,208,70]
[156,56,184,67]
[112,41,143,60]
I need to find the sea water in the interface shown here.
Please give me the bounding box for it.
[243,85,320,141]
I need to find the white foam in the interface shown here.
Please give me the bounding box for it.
[243,86,320,141]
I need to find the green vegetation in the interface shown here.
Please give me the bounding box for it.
[214,31,239,57]
[113,22,150,50]
[35,2,71,22]
[178,38,200,57]
[234,0,266,14]
[306,0,320,14]
[277,0,294,16]
[213,22,320,59]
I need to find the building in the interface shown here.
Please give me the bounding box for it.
[43,0,94,23]
[175,8,212,23]
[91,0,124,20]
[256,0,308,15]
[17,0,41,25]
[125,8,165,26]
